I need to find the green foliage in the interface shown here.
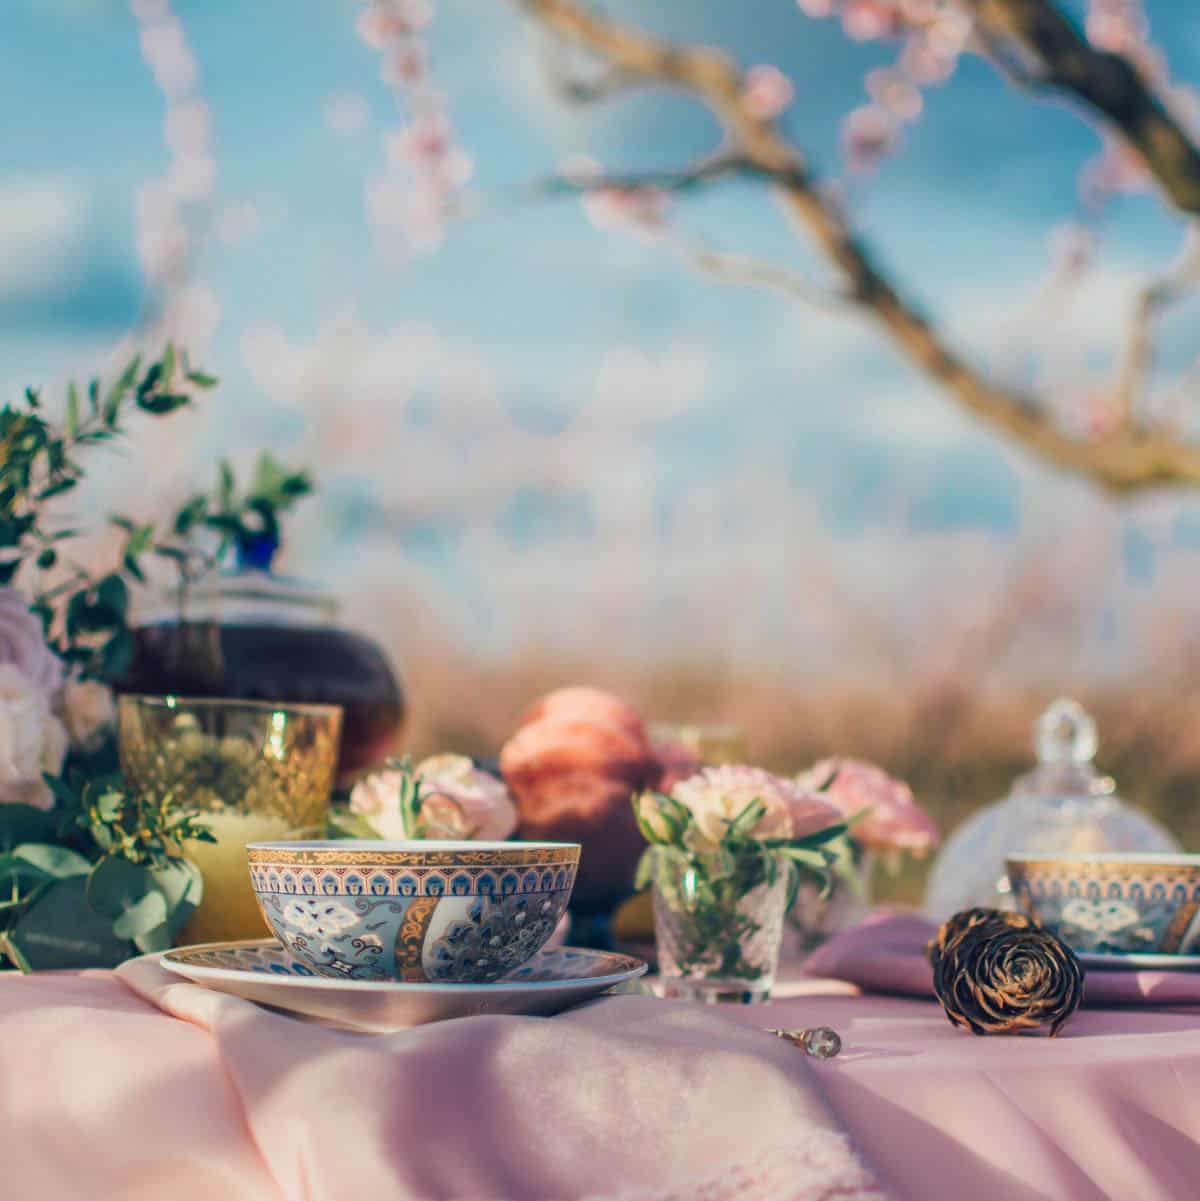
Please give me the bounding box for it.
[0,349,315,973]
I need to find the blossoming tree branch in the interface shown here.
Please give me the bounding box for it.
[495,0,1200,493]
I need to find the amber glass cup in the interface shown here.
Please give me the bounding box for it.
[118,696,342,944]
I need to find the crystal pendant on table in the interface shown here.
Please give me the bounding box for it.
[118,533,405,787]
[924,698,1179,921]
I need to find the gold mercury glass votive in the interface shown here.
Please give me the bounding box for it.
[118,695,342,945]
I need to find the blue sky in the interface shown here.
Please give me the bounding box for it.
[4,0,1200,678]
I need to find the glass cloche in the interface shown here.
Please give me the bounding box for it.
[924,698,1179,921]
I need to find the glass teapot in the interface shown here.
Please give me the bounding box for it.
[924,698,1178,921]
[118,538,405,787]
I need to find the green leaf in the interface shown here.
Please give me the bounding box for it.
[103,356,140,425]
[0,560,19,585]
[111,889,168,940]
[66,382,80,438]
[8,877,133,971]
[13,844,91,879]
[86,855,154,923]
[36,547,56,569]
[723,797,768,842]
[160,341,176,386]
[95,573,128,617]
[186,369,218,389]
[35,477,76,501]
[633,845,660,892]
[217,460,235,507]
[0,804,58,850]
[137,393,190,415]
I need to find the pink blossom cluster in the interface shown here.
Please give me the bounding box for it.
[356,0,471,256]
[581,185,672,242]
[130,0,215,287]
[796,0,969,174]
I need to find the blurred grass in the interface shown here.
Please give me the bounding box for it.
[395,644,1200,906]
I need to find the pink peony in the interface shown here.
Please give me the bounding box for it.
[0,589,63,695]
[671,765,843,853]
[799,758,938,854]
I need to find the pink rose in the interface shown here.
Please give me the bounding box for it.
[799,758,938,854]
[0,664,67,809]
[0,588,63,696]
[61,677,116,752]
[671,765,843,853]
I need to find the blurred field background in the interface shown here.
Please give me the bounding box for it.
[6,0,1200,905]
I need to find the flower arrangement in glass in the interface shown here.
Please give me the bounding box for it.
[787,759,938,954]
[633,766,847,1002]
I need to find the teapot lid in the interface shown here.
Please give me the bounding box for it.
[1011,698,1115,802]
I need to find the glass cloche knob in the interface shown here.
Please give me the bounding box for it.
[1035,699,1097,766]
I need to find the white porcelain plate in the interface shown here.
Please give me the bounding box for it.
[160,940,648,1030]
[1078,950,1200,972]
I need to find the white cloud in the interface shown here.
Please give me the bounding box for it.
[0,175,90,303]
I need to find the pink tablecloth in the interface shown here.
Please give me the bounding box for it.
[4,949,1200,1201]
[1,963,884,1201]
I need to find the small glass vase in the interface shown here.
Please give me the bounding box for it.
[652,852,790,1003]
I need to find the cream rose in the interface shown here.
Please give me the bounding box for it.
[350,755,517,841]
[61,677,116,752]
[671,765,842,853]
[349,767,410,840]
[415,753,518,840]
[0,664,68,809]
[0,588,63,695]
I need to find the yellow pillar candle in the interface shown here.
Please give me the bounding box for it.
[178,812,299,945]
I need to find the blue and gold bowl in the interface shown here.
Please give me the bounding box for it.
[247,839,579,982]
[1007,853,1200,956]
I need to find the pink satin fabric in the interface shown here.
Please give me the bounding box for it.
[805,908,1200,1006]
[782,908,1200,1200]
[0,962,886,1201]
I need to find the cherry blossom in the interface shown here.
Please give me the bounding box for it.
[356,0,469,258]
[743,64,794,120]
[581,186,671,241]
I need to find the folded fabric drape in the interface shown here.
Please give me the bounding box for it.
[0,960,889,1201]
[805,908,1200,1007]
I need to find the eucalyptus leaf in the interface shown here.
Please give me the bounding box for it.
[13,844,91,879]
[9,877,133,971]
[86,855,154,922]
[0,803,58,849]
[112,889,168,940]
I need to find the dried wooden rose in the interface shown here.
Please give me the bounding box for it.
[927,908,1084,1037]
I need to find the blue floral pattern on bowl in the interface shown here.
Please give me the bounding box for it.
[248,841,579,982]
[1007,854,1200,955]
